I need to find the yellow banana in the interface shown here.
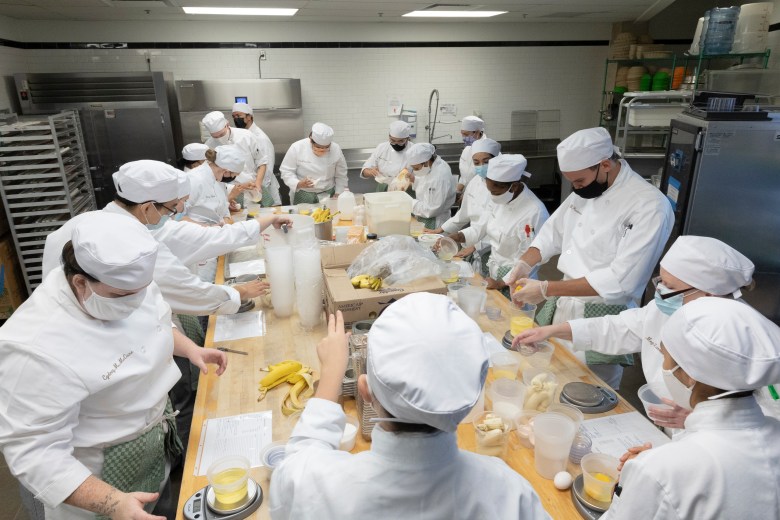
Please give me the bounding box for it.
[258,360,303,399]
[351,275,370,288]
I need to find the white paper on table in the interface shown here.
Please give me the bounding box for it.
[229,259,266,277]
[581,411,671,460]
[483,332,507,365]
[213,311,265,342]
[456,260,475,279]
[193,411,273,475]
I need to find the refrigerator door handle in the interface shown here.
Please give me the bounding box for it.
[694,132,703,152]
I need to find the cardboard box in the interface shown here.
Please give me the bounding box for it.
[0,235,27,319]
[323,268,446,327]
[320,242,370,269]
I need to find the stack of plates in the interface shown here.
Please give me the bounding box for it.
[611,32,636,59]
[652,71,671,90]
[672,66,686,89]
[615,66,630,89]
[627,65,648,91]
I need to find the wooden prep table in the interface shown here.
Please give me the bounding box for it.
[175,253,637,520]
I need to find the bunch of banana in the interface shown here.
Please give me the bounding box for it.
[312,207,339,223]
[350,274,383,291]
[257,359,316,407]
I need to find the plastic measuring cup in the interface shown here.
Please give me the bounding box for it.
[439,261,460,284]
[638,382,674,416]
[490,351,520,380]
[509,303,536,336]
[207,455,250,507]
[523,368,559,412]
[547,402,584,429]
[581,452,621,503]
[487,378,525,423]
[458,286,484,319]
[524,340,555,368]
[473,411,512,458]
[532,412,577,479]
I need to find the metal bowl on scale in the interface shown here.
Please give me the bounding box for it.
[559,382,618,414]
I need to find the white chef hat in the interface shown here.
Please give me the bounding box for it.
[214,145,246,173]
[182,143,208,161]
[232,102,252,115]
[202,111,228,133]
[660,236,754,298]
[461,116,485,132]
[311,122,334,146]
[486,154,531,183]
[557,127,614,172]
[113,160,179,203]
[661,298,780,392]
[72,212,158,291]
[389,120,411,139]
[366,293,489,432]
[471,137,501,158]
[407,142,435,166]
[176,170,191,198]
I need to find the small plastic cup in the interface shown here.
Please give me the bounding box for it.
[458,286,484,319]
[468,278,489,313]
[439,261,460,284]
[638,383,674,416]
[334,226,349,243]
[524,341,555,368]
[473,411,511,458]
[523,368,558,412]
[569,431,593,464]
[447,281,467,303]
[509,303,537,337]
[490,352,520,381]
[532,412,577,479]
[514,410,540,448]
[260,441,287,473]
[410,220,425,238]
[485,305,502,321]
[339,416,359,451]
[547,402,584,429]
[417,233,442,250]
[487,378,525,423]
[581,452,621,503]
[207,455,250,507]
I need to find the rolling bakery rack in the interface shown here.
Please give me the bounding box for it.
[0,110,96,293]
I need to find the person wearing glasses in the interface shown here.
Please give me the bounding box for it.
[280,122,348,204]
[360,121,414,192]
[513,235,755,430]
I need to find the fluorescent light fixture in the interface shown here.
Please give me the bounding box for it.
[403,10,507,18]
[183,7,298,16]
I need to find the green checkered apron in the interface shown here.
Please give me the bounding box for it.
[99,400,182,518]
[260,186,276,207]
[375,183,389,192]
[495,264,512,299]
[536,297,634,366]
[415,215,438,230]
[293,188,335,205]
[234,191,245,207]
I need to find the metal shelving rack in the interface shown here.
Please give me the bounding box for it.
[614,91,693,159]
[0,110,96,293]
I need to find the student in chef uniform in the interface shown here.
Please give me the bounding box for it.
[514,235,755,429]
[184,145,244,226]
[202,111,268,209]
[280,122,348,204]
[269,294,550,520]
[601,298,780,519]
[231,102,282,206]
[457,115,487,193]
[431,137,499,263]
[41,160,288,319]
[0,214,228,520]
[179,142,208,172]
[407,143,456,230]
[449,154,549,292]
[360,120,414,192]
[506,127,674,390]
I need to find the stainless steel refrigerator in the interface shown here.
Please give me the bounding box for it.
[660,113,780,325]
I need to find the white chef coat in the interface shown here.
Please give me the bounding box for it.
[186,162,230,224]
[531,160,673,325]
[458,133,487,188]
[0,268,180,517]
[269,398,550,520]
[205,126,268,185]
[151,218,260,268]
[411,157,457,229]
[602,397,780,520]
[441,175,492,235]
[360,141,414,185]
[462,184,549,279]
[279,138,348,197]
[247,123,282,205]
[42,204,241,316]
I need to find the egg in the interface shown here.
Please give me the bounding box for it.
[554,471,573,490]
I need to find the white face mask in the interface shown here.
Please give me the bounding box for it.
[82,281,147,321]
[490,189,514,205]
[662,365,694,410]
[415,166,431,177]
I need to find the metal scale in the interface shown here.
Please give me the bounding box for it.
[183,479,263,520]
[570,474,609,519]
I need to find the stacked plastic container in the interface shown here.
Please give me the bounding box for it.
[732,2,773,54]
[699,7,741,55]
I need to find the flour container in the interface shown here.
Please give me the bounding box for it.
[363,191,414,237]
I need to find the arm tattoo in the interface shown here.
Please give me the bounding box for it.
[90,488,121,517]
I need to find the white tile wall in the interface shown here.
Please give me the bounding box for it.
[11,45,607,149]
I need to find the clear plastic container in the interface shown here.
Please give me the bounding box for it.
[490,352,521,381]
[473,411,512,458]
[363,191,415,236]
[207,456,250,507]
[533,412,577,479]
[581,453,620,503]
[487,378,525,422]
[337,189,355,220]
[638,382,675,416]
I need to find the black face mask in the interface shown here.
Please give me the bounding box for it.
[572,165,609,199]
[233,117,247,129]
[390,142,406,152]
[220,175,236,184]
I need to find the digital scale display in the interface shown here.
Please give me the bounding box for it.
[235,96,248,103]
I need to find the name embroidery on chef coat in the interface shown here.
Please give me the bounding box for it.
[102,350,134,381]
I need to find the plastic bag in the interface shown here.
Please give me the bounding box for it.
[347,235,441,286]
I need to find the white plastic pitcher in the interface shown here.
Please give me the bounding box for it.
[337,189,355,220]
